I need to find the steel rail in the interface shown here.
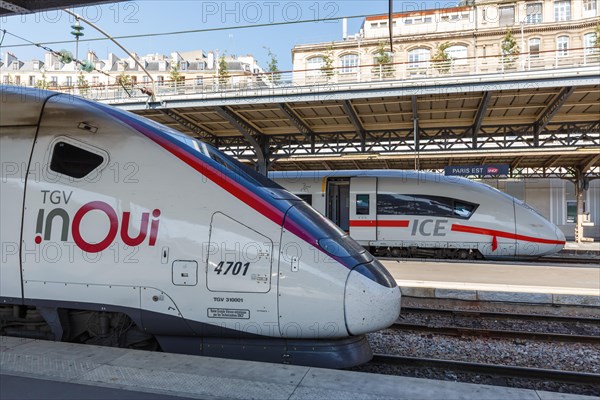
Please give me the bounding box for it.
[390,322,600,344]
[400,307,600,325]
[370,354,600,385]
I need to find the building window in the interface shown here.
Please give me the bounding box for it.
[142,76,150,84]
[583,0,597,13]
[29,76,35,86]
[529,38,541,57]
[554,0,571,21]
[306,56,325,76]
[499,6,515,26]
[195,76,203,85]
[566,200,576,223]
[66,76,73,86]
[51,76,58,86]
[340,54,359,73]
[557,36,569,56]
[526,3,543,24]
[15,76,20,85]
[12,63,19,70]
[157,76,164,85]
[180,62,188,71]
[2,76,9,84]
[92,76,99,85]
[356,194,370,215]
[408,48,430,68]
[584,33,598,55]
[405,19,413,24]
[446,45,468,65]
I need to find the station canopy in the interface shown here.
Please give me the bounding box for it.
[0,1,123,16]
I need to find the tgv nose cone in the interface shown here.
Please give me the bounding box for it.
[556,227,566,244]
[344,270,401,336]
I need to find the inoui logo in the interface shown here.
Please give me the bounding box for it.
[35,190,160,253]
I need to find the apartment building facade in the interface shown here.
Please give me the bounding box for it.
[292,0,599,84]
[0,49,264,93]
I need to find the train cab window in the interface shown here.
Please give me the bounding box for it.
[411,195,453,217]
[356,194,370,215]
[296,194,313,206]
[377,193,478,219]
[50,141,104,179]
[453,201,476,218]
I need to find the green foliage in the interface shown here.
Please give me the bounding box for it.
[116,72,133,89]
[373,42,394,78]
[431,42,452,74]
[320,45,335,79]
[77,73,89,94]
[501,29,519,68]
[218,54,229,85]
[169,62,184,85]
[594,23,600,49]
[374,42,393,65]
[35,72,49,89]
[263,46,281,83]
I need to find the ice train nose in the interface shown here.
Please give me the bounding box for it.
[344,260,401,336]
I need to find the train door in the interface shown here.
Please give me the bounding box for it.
[326,178,350,231]
[0,127,37,300]
[349,177,377,242]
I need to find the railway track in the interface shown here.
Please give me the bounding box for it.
[390,322,600,344]
[379,256,599,265]
[401,307,600,325]
[370,354,600,386]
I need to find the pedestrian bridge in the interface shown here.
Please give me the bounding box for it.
[52,48,600,178]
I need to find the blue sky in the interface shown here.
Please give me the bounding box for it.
[1,1,456,71]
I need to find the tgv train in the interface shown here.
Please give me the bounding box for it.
[271,170,566,260]
[0,86,400,368]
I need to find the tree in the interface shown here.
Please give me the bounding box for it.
[501,29,519,69]
[116,72,133,89]
[263,46,281,84]
[431,41,452,74]
[594,23,600,50]
[320,44,335,80]
[35,72,49,89]
[169,62,184,87]
[218,54,229,86]
[77,73,89,95]
[374,42,394,78]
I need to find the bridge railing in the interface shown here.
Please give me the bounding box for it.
[37,46,600,102]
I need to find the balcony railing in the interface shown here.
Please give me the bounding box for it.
[9,46,598,103]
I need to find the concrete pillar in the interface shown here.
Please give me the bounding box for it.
[574,169,591,243]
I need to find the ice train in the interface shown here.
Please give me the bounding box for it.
[271,170,566,260]
[0,86,400,368]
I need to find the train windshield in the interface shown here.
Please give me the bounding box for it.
[166,132,282,189]
[287,202,368,259]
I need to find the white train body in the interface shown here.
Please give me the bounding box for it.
[271,170,566,260]
[0,87,400,368]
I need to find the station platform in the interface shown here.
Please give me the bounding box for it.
[0,336,594,400]
[382,259,600,307]
[561,241,600,256]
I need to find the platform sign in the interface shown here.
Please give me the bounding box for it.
[444,164,509,177]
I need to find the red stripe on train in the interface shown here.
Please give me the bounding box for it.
[451,224,565,245]
[349,220,409,227]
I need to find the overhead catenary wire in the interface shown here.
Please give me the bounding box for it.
[1,12,376,49]
[1,28,133,95]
